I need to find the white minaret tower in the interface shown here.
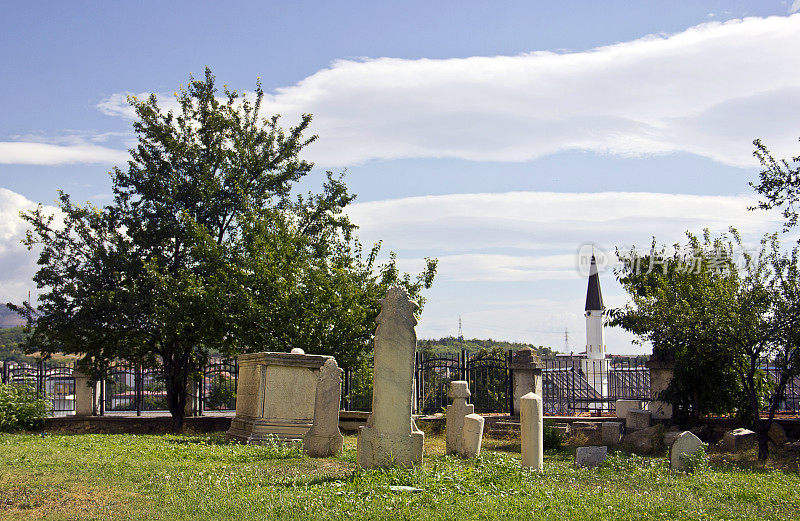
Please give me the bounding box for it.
[582,254,608,402]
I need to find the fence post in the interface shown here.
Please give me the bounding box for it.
[2,360,7,384]
[135,364,142,416]
[507,350,513,416]
[37,360,44,398]
[460,349,467,381]
[199,362,205,416]
[99,370,105,416]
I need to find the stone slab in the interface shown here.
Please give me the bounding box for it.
[623,424,665,455]
[723,428,756,452]
[601,422,623,445]
[575,445,607,468]
[615,399,644,419]
[647,400,673,420]
[626,409,652,431]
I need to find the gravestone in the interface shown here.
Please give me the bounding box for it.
[670,431,704,470]
[446,381,473,455]
[227,351,338,444]
[626,408,652,431]
[74,371,100,417]
[601,422,623,446]
[357,287,424,468]
[768,423,787,446]
[615,399,644,420]
[510,347,544,414]
[520,392,543,471]
[462,414,485,458]
[723,428,756,452]
[303,358,344,457]
[575,446,607,467]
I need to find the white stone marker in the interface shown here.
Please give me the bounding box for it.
[520,392,543,471]
[357,287,424,468]
[446,380,474,455]
[462,414,485,458]
[303,358,344,457]
[670,431,704,470]
[575,446,607,468]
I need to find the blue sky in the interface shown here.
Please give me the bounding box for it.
[1,1,799,353]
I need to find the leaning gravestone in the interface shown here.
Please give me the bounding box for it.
[670,431,704,471]
[303,358,344,457]
[462,413,485,458]
[520,392,543,471]
[357,287,424,468]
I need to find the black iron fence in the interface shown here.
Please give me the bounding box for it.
[6,354,800,418]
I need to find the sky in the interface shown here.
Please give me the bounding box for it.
[1,1,800,354]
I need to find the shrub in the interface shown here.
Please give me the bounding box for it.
[543,424,564,450]
[0,383,50,431]
[680,443,710,474]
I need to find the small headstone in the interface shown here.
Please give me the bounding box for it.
[615,399,644,419]
[670,431,704,470]
[520,392,543,471]
[768,423,787,446]
[601,422,623,445]
[462,414,485,458]
[723,428,756,452]
[357,287,424,468]
[446,381,473,456]
[303,358,344,457]
[626,409,652,431]
[575,446,607,467]
[291,347,305,354]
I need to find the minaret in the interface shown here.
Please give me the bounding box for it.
[582,254,608,402]
[585,254,605,360]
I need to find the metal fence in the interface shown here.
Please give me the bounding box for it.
[7,353,800,418]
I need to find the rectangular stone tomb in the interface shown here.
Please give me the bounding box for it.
[227,352,337,444]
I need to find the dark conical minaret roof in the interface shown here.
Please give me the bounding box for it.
[585,254,604,311]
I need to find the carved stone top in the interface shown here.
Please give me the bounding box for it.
[509,346,545,371]
[448,380,471,399]
[377,286,419,328]
[238,351,335,369]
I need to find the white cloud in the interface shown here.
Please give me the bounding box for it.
[97,14,800,169]
[0,141,130,166]
[0,188,60,304]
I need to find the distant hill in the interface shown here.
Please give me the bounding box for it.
[0,326,30,362]
[418,336,556,358]
[0,306,25,328]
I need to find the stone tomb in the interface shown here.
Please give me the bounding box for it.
[227,351,341,445]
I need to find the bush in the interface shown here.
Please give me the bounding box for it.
[543,424,564,450]
[0,383,50,431]
[680,443,710,474]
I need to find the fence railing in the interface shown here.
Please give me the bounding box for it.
[6,353,800,418]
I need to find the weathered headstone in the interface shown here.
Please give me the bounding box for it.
[575,445,607,467]
[462,414,485,458]
[723,428,756,452]
[74,371,99,417]
[510,347,544,414]
[357,287,424,468]
[303,358,344,457]
[623,424,665,454]
[601,422,623,446]
[768,423,787,446]
[446,381,473,455]
[520,392,543,471]
[615,399,644,420]
[626,408,652,431]
[670,431,704,470]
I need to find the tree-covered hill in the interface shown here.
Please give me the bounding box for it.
[418,336,556,357]
[0,326,30,362]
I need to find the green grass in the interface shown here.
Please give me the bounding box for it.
[1,432,798,520]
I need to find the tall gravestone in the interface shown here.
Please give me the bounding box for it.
[357,287,424,468]
[303,358,344,457]
[520,392,544,471]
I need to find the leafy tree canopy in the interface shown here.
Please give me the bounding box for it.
[11,68,436,429]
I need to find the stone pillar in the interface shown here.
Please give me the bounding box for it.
[462,414,485,458]
[645,358,674,420]
[446,380,474,455]
[520,392,543,471]
[74,371,99,417]
[357,287,424,468]
[509,347,544,415]
[304,358,344,457]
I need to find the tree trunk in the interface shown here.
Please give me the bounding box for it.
[757,423,770,461]
[163,349,190,432]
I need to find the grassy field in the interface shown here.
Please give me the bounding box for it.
[1,432,798,521]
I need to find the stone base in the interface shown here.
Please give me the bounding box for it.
[304,432,344,458]
[356,425,424,468]
[226,417,312,444]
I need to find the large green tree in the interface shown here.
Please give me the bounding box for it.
[12,69,436,429]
